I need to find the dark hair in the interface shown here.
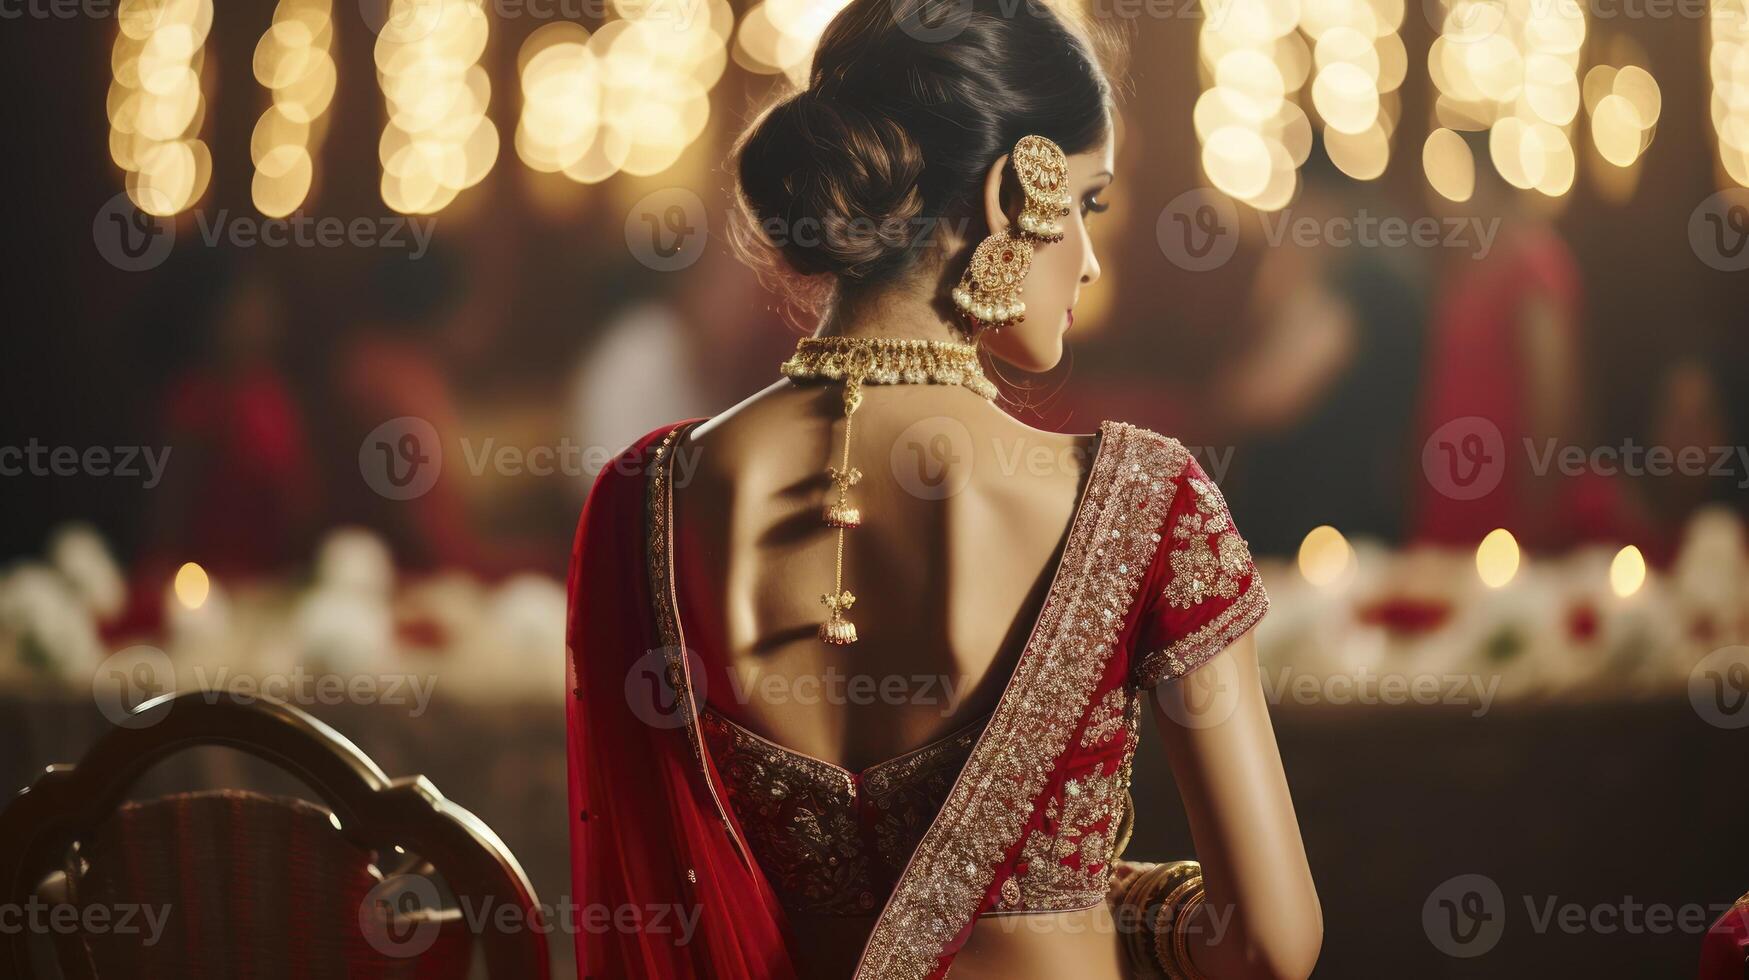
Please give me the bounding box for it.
[730,0,1123,313]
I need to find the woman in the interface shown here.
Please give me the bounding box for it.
[564,0,1320,976]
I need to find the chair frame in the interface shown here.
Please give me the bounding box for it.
[0,691,550,979]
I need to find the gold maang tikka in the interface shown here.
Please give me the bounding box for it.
[779,336,998,646]
[951,134,1072,334]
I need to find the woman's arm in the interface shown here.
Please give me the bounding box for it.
[1147,627,1322,980]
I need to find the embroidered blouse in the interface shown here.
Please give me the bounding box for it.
[567,416,1268,980]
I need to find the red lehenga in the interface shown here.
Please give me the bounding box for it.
[565,416,1269,980]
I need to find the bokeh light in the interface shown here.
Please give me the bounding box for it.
[174,561,210,610]
[519,0,731,186]
[108,0,214,215]
[733,0,852,85]
[1425,0,1588,198]
[253,0,335,217]
[377,0,499,214]
[1609,544,1647,597]
[1476,528,1521,588]
[1195,0,1404,208]
[1299,525,1356,587]
[1709,0,1749,185]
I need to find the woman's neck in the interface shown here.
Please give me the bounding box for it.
[814,287,969,345]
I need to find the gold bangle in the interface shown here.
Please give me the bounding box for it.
[1170,889,1210,980]
[1116,864,1169,976]
[1113,860,1202,980]
[1151,874,1205,980]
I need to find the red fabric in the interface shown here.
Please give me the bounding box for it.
[1698,896,1749,980]
[565,420,1264,979]
[565,420,799,980]
[1131,452,1270,685]
[158,365,318,576]
[1409,229,1646,552]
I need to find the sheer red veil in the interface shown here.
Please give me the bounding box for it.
[564,421,799,979]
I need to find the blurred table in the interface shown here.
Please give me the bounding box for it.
[5,693,1745,978]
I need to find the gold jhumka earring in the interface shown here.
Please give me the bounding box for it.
[779,336,999,646]
[951,134,1071,334]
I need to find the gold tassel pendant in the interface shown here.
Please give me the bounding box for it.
[778,336,999,648]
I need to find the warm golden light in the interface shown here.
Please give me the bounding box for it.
[1298,525,1355,587]
[252,0,334,216]
[1709,0,1749,185]
[519,0,730,186]
[1423,127,1476,201]
[1193,0,1360,211]
[1584,65,1660,172]
[1426,0,1587,198]
[109,0,212,215]
[378,0,499,214]
[734,0,850,83]
[1475,528,1520,588]
[1609,545,1647,598]
[174,561,210,610]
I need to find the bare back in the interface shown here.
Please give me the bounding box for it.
[670,378,1100,770]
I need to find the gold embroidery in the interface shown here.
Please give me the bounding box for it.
[852,422,1186,980]
[1133,574,1271,689]
[1079,687,1128,749]
[646,421,759,873]
[1162,476,1255,609]
[996,689,1147,914]
[698,704,987,915]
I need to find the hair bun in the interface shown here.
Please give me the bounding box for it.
[734,85,928,283]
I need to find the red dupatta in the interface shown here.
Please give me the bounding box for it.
[566,417,1268,980]
[565,420,798,979]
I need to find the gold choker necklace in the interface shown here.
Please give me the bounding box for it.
[779,336,998,646]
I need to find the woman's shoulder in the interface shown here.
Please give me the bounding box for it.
[581,417,708,497]
[1094,418,1203,488]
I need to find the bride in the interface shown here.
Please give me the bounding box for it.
[564,0,1321,976]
